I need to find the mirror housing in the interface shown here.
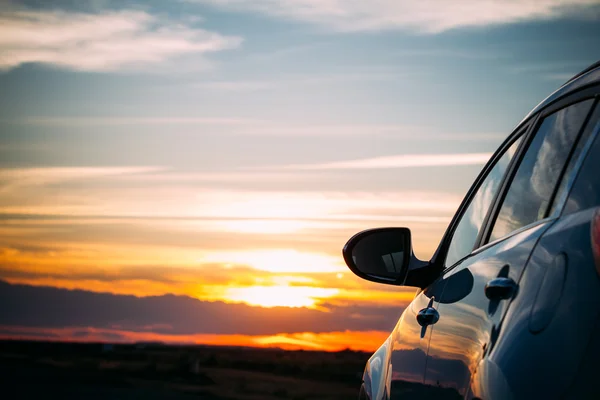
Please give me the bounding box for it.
[343,227,415,286]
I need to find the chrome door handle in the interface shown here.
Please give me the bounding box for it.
[417,297,439,327]
[485,277,517,300]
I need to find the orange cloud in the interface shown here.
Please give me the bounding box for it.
[277,153,492,170]
[0,325,389,352]
[0,163,449,319]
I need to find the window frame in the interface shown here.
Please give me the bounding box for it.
[479,90,600,248]
[430,84,600,275]
[553,97,600,216]
[430,123,532,271]
[545,99,598,217]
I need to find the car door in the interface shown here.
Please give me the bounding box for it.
[374,281,445,399]
[423,98,596,399]
[375,118,528,400]
[473,97,600,400]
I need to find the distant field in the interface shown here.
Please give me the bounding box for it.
[0,340,370,400]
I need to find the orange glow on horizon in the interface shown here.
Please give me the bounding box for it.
[2,274,416,311]
[224,285,340,308]
[0,325,390,352]
[200,249,345,273]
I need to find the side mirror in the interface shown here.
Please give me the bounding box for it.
[342,227,413,285]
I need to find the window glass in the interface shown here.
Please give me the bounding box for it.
[445,137,522,268]
[563,107,600,214]
[489,100,594,242]
[553,105,600,215]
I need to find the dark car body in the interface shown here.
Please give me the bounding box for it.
[345,61,600,400]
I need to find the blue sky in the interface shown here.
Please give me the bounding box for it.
[0,0,600,336]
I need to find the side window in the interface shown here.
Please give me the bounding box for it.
[553,104,600,215]
[444,137,523,268]
[489,100,594,242]
[563,106,600,214]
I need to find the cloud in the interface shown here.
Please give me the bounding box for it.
[0,166,463,218]
[0,7,242,71]
[195,71,405,91]
[0,165,457,276]
[232,125,504,139]
[274,152,492,170]
[247,41,332,62]
[507,61,588,74]
[0,325,390,351]
[0,166,163,181]
[9,116,263,126]
[195,80,276,91]
[0,211,449,277]
[185,0,600,33]
[0,251,419,309]
[189,62,423,94]
[0,166,164,194]
[391,47,503,60]
[541,72,577,81]
[2,115,505,141]
[229,122,427,136]
[507,61,590,82]
[0,280,406,336]
[200,249,343,273]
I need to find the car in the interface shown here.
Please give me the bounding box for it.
[343,60,600,400]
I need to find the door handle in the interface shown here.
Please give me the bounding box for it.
[485,277,517,300]
[417,297,440,327]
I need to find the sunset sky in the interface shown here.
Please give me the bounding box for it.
[1,0,600,351]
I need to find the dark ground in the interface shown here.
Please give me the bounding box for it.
[0,340,370,400]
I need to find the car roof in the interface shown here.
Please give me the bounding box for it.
[518,60,600,126]
[563,60,600,86]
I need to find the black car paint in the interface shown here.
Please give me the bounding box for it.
[352,61,600,399]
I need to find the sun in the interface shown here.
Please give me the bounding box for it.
[225,285,339,308]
